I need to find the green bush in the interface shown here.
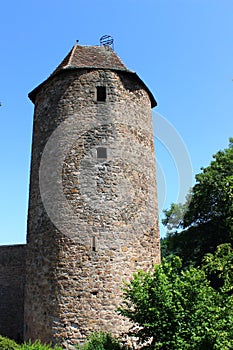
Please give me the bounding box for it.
[20,340,62,350]
[118,245,233,350]
[0,337,62,350]
[0,336,20,350]
[76,332,130,350]
[0,334,129,350]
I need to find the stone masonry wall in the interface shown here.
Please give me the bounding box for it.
[0,244,25,342]
[25,69,160,347]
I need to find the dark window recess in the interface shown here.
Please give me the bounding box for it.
[97,147,107,159]
[92,236,97,251]
[97,86,106,102]
[91,290,98,296]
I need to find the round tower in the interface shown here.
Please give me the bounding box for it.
[24,43,160,347]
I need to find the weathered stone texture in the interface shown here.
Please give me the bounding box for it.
[25,61,160,347]
[0,244,25,342]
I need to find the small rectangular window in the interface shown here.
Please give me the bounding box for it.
[97,86,106,102]
[97,147,107,159]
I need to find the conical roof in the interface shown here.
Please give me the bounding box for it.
[29,44,156,107]
[51,45,130,74]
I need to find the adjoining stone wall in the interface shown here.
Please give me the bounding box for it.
[0,244,25,342]
[25,69,160,347]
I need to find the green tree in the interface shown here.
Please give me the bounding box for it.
[162,139,233,265]
[183,138,233,232]
[162,191,192,235]
[118,244,233,350]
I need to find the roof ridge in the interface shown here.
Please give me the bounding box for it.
[65,45,77,67]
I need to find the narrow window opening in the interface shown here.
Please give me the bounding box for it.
[97,86,106,102]
[91,290,98,296]
[97,147,107,160]
[91,236,97,251]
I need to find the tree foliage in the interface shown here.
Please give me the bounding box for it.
[202,243,233,295]
[118,244,233,350]
[183,138,233,232]
[162,138,233,265]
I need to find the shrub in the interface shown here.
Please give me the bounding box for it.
[76,332,130,350]
[0,337,62,350]
[20,340,62,350]
[118,246,233,349]
[0,336,20,350]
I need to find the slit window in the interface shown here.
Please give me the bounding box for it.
[96,86,106,102]
[97,147,107,160]
[91,236,97,252]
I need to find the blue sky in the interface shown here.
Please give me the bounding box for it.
[0,0,232,244]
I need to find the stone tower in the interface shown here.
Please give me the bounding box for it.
[24,43,160,347]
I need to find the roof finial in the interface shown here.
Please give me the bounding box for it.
[100,35,114,50]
